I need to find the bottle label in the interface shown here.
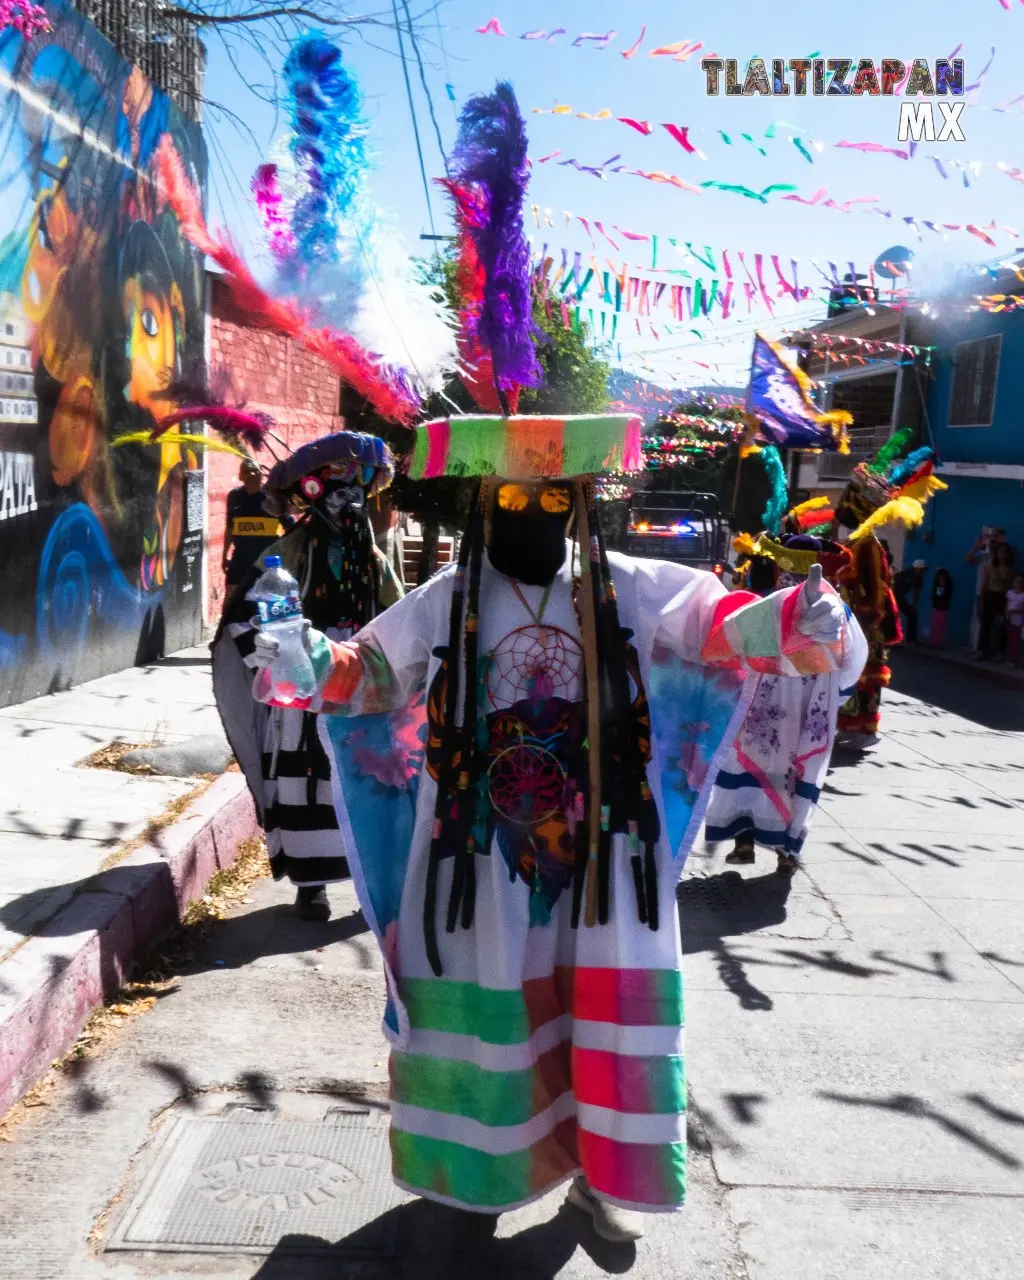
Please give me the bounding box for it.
[257,593,302,625]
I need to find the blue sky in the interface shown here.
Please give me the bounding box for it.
[203,0,1024,386]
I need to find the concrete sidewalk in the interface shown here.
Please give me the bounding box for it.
[0,647,259,1115]
[0,667,1022,1277]
[897,639,1024,692]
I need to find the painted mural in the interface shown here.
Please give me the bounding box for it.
[0,2,206,706]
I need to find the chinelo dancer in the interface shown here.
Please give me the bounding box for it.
[705,503,866,875]
[248,82,867,1242]
[213,431,401,920]
[832,432,946,751]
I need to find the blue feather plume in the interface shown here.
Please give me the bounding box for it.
[284,34,372,317]
[888,446,933,488]
[760,445,788,535]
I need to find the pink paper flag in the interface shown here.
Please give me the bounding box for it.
[662,123,704,156]
[835,141,909,160]
[594,221,620,250]
[650,39,697,57]
[618,117,653,135]
[476,17,506,35]
[966,224,996,246]
[783,187,828,205]
[621,24,646,59]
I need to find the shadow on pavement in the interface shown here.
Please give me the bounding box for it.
[173,903,372,974]
[251,1200,636,1279]
[678,870,795,1013]
[820,1091,1022,1170]
[889,649,1024,733]
[679,870,793,953]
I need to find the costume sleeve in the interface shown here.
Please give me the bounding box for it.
[372,544,405,610]
[302,570,446,715]
[859,538,890,623]
[633,557,857,679]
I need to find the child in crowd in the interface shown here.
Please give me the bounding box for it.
[1006,573,1024,667]
[930,568,954,647]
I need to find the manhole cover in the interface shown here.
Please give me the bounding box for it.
[107,1107,403,1256]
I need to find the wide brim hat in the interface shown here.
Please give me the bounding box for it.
[406,414,643,481]
[264,431,394,513]
[741,532,852,583]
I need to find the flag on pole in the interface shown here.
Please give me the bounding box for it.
[744,334,851,453]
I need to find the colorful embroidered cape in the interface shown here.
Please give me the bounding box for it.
[706,545,867,855]
[281,554,857,1213]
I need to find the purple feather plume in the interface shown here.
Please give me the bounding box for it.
[449,82,542,395]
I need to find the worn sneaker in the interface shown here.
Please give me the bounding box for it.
[295,885,331,921]
[566,1176,644,1242]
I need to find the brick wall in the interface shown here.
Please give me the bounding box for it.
[205,276,343,623]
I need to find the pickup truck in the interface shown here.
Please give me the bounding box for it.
[626,491,729,575]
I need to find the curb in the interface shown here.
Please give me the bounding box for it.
[0,773,258,1119]
[893,644,1024,693]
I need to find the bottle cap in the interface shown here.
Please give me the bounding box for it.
[264,555,282,568]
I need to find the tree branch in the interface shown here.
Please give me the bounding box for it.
[158,5,390,28]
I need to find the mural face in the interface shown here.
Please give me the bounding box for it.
[0,4,207,705]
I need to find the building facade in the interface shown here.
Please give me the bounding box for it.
[204,276,344,623]
[0,1,208,707]
[789,276,1024,651]
[910,298,1024,648]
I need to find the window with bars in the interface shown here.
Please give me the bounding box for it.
[949,335,1001,427]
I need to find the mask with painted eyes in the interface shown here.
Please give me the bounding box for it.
[323,483,366,519]
[488,481,574,586]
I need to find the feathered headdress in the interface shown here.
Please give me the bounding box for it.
[840,432,947,541]
[248,34,457,393]
[439,82,542,413]
[154,134,421,424]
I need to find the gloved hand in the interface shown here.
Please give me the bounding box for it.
[795,564,846,643]
[251,618,313,668]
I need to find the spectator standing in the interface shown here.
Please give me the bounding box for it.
[978,542,1015,661]
[893,560,927,644]
[965,527,1016,652]
[929,568,954,647]
[1006,573,1024,667]
[222,461,289,588]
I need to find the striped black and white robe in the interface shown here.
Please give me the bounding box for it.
[212,526,403,886]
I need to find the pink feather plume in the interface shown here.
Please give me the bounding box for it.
[152,406,274,450]
[251,164,297,264]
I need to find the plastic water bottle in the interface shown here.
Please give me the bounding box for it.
[248,555,318,706]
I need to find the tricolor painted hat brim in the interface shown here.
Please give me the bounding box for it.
[407,414,643,481]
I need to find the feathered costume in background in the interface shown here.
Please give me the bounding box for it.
[249,35,456,395]
[438,82,542,413]
[154,135,420,425]
[834,432,946,739]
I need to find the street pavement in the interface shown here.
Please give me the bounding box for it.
[1,655,1023,1279]
[0,647,225,959]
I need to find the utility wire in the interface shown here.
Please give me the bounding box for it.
[430,3,458,121]
[401,0,449,176]
[391,0,438,240]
